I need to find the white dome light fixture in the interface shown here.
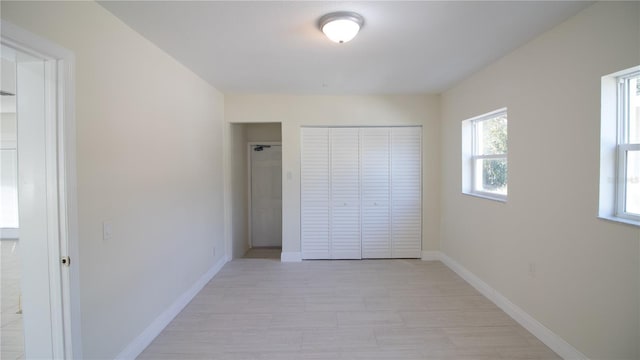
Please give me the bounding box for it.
[319,12,364,44]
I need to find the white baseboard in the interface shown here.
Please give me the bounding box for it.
[437,252,588,360]
[115,256,228,360]
[280,251,302,262]
[420,250,441,261]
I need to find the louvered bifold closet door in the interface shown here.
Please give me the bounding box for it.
[391,127,422,258]
[361,128,391,258]
[330,128,362,259]
[301,128,330,259]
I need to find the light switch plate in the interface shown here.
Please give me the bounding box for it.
[103,221,113,240]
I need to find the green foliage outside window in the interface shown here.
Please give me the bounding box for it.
[482,116,508,191]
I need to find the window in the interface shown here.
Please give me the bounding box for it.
[462,108,508,201]
[600,65,640,226]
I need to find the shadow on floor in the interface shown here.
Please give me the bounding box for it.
[242,247,281,260]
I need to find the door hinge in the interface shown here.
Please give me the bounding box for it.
[61,256,71,267]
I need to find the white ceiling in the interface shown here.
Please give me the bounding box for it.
[99,1,592,95]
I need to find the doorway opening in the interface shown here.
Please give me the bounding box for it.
[228,122,282,260]
[1,44,24,360]
[248,142,282,257]
[1,23,79,359]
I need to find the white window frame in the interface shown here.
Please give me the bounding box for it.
[615,71,640,222]
[600,65,640,227]
[462,108,508,202]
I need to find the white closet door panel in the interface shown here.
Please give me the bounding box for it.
[301,128,330,259]
[330,128,361,259]
[302,126,422,260]
[391,127,422,258]
[361,128,391,258]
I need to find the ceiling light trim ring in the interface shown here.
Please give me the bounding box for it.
[318,11,364,44]
[318,11,365,30]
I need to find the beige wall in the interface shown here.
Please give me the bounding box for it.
[225,95,440,257]
[1,2,225,358]
[229,123,248,258]
[246,122,282,143]
[440,2,640,358]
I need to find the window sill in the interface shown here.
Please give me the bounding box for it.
[462,192,507,203]
[598,215,640,228]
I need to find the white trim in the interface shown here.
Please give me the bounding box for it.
[462,191,508,203]
[420,251,440,261]
[1,20,80,359]
[436,252,588,360]
[115,257,228,360]
[223,123,233,262]
[473,154,507,160]
[57,54,81,358]
[597,214,640,228]
[44,56,65,358]
[615,148,640,222]
[280,251,302,262]
[462,108,508,202]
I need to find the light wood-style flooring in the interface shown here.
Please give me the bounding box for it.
[138,255,560,360]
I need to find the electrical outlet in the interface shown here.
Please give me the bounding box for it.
[103,221,113,241]
[528,262,536,278]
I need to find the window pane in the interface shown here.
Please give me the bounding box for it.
[476,114,507,155]
[625,150,640,216]
[475,158,508,195]
[628,76,640,144]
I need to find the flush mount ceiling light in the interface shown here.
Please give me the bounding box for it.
[319,12,364,44]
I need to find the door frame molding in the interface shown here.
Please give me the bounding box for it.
[1,20,81,359]
[247,142,282,249]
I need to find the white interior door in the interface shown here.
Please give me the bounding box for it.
[13,45,64,359]
[301,128,330,259]
[250,144,282,248]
